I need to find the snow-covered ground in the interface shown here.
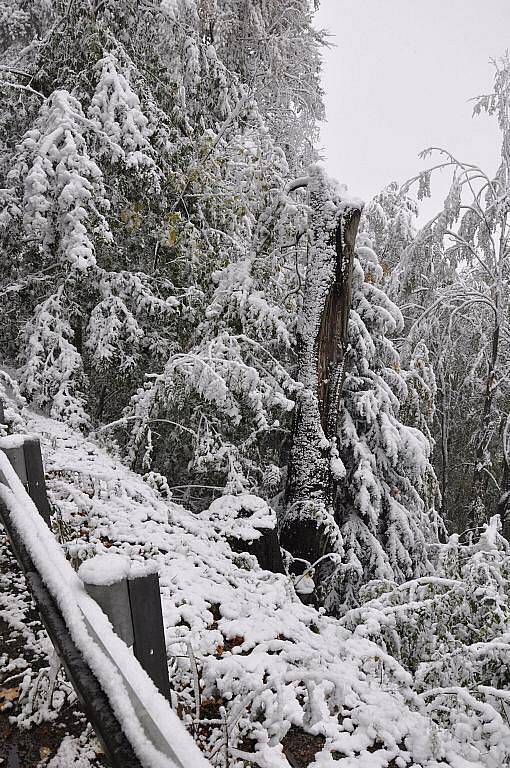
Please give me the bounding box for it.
[1,397,509,767]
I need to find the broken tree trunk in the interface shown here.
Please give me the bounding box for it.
[280,166,362,565]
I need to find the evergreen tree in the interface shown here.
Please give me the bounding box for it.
[323,235,441,612]
[0,0,324,505]
[360,180,418,297]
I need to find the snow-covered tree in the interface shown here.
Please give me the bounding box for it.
[322,236,441,612]
[0,0,325,506]
[360,180,418,297]
[395,54,510,532]
[278,167,441,613]
[198,0,325,170]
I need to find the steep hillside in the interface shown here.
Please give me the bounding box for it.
[0,389,509,766]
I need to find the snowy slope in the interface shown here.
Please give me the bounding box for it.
[1,398,509,767]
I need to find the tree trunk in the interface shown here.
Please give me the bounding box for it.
[437,368,450,525]
[229,527,285,574]
[469,320,500,528]
[279,166,362,565]
[498,414,510,540]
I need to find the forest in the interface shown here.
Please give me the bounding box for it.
[0,1,510,766]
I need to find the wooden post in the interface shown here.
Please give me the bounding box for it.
[0,435,51,526]
[80,557,171,702]
[498,464,510,540]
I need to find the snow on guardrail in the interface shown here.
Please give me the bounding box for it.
[0,446,211,768]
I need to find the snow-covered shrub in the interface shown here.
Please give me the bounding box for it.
[341,516,510,714]
[0,368,26,435]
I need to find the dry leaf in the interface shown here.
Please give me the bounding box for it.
[0,687,20,711]
[90,737,105,755]
[0,687,20,702]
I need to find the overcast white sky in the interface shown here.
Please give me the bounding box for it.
[316,0,509,219]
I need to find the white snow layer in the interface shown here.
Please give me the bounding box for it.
[0,404,508,766]
[0,448,210,768]
[78,553,131,586]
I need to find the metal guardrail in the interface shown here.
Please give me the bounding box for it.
[0,432,211,768]
[0,466,143,767]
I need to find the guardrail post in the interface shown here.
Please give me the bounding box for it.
[83,579,134,648]
[80,556,171,702]
[128,572,172,702]
[23,438,51,526]
[0,435,51,526]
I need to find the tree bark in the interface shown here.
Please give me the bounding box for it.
[437,368,450,525]
[280,166,362,565]
[498,414,510,540]
[229,527,285,574]
[470,320,500,528]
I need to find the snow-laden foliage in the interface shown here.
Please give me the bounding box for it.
[390,54,510,531]
[338,514,510,766]
[121,133,306,504]
[126,330,298,496]
[21,291,91,429]
[203,0,325,168]
[397,340,439,473]
[13,88,111,271]
[0,4,186,425]
[0,0,322,502]
[360,180,418,294]
[318,237,441,613]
